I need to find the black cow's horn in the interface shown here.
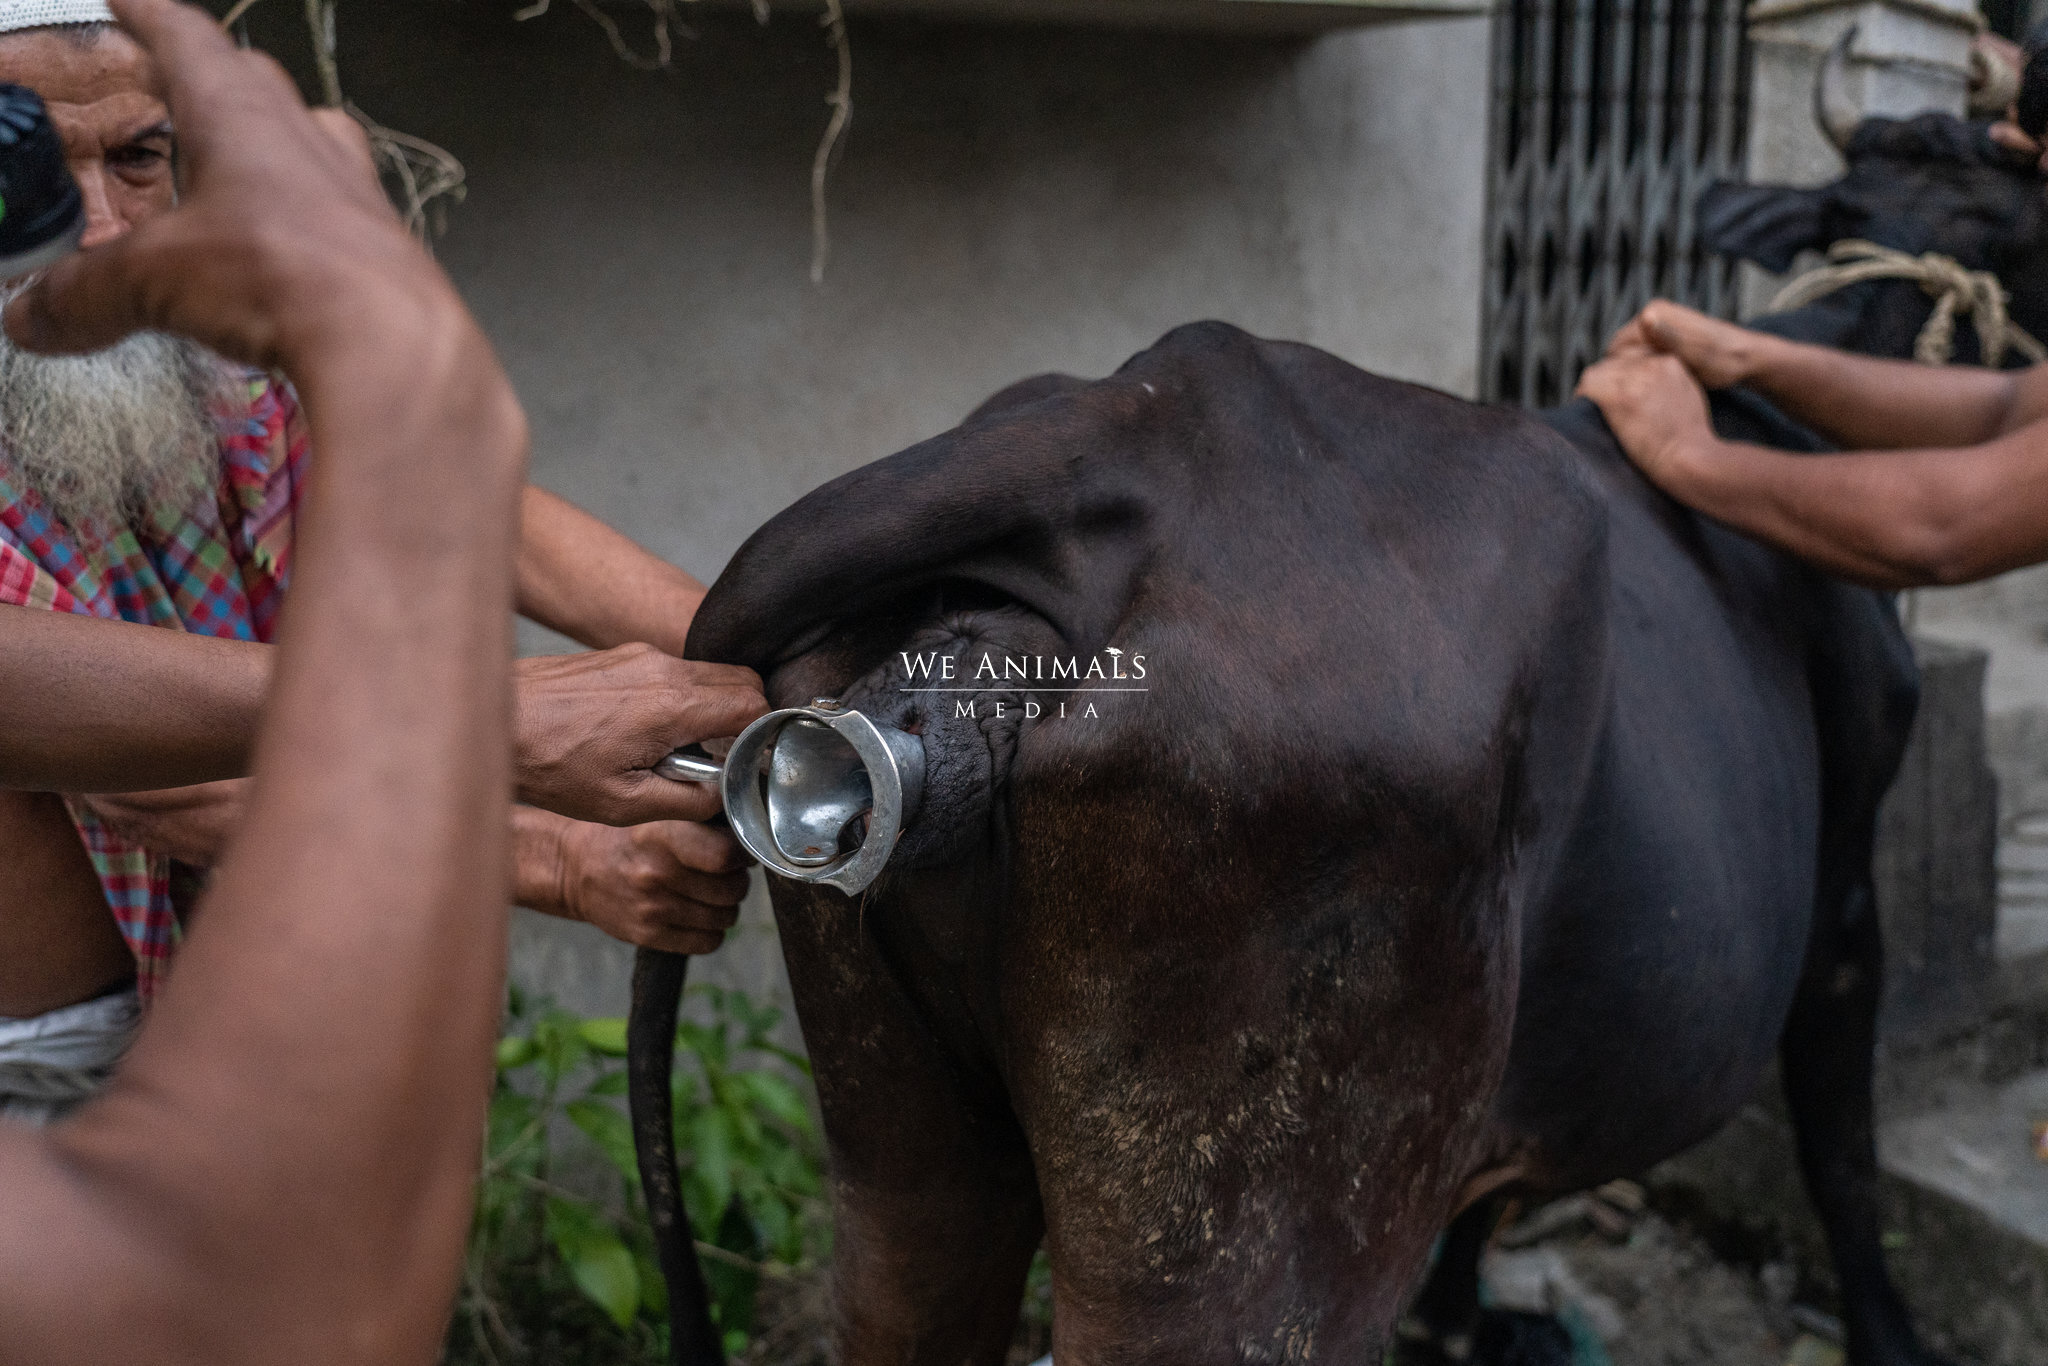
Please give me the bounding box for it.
[1968,35,2022,118]
[1814,26,1860,155]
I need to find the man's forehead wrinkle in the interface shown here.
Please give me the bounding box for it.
[45,95,170,153]
[0,27,155,108]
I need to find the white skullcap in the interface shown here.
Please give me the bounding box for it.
[0,0,114,36]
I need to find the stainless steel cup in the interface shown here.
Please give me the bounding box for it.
[654,699,924,895]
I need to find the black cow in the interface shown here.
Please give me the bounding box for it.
[1700,75,2048,361]
[641,318,1938,1366]
[624,53,2048,1366]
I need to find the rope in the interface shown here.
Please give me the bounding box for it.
[1767,238,2048,368]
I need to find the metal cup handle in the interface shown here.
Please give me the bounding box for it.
[653,745,725,785]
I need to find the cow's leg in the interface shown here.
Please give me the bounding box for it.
[1397,1197,1577,1366]
[1780,880,1953,1366]
[1781,585,1952,1366]
[1001,814,1517,1365]
[768,882,1044,1366]
[827,1148,1043,1366]
[1398,1196,1503,1362]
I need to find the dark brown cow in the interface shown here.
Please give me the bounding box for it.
[636,319,1938,1366]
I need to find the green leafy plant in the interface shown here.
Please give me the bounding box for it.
[448,984,826,1365]
[1011,1250,1054,1365]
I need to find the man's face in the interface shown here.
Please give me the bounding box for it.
[0,27,172,250]
[0,29,207,533]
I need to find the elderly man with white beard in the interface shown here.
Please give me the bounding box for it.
[0,4,761,1122]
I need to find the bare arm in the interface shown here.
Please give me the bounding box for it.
[48,643,763,957]
[74,783,756,958]
[0,5,527,1363]
[1580,349,2048,587]
[517,484,704,657]
[59,642,763,863]
[1614,300,2048,450]
[0,607,262,790]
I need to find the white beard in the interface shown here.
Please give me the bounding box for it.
[0,282,225,532]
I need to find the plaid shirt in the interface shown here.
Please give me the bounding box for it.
[0,369,307,1001]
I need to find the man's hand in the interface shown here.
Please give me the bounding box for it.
[1989,119,2048,175]
[514,644,765,825]
[514,805,750,954]
[1605,300,1769,390]
[1988,38,2048,176]
[1577,350,1721,490]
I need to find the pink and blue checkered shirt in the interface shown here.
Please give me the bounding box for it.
[0,368,307,1001]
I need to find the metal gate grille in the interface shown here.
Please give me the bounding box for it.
[1482,0,1750,406]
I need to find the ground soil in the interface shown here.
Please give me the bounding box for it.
[1525,1207,1831,1366]
[736,1195,1847,1366]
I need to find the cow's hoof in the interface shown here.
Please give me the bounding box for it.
[1390,1314,1475,1365]
[1841,1321,1968,1366]
[1391,1310,1573,1365]
[1469,1309,1574,1366]
[1857,1345,1964,1366]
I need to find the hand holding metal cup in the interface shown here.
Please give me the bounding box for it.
[654,699,924,895]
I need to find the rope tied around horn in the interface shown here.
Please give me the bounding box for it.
[1768,239,2048,368]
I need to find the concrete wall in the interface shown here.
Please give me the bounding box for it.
[260,0,1491,1020]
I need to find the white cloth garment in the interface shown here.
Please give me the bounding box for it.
[0,1,114,36]
[0,987,138,1126]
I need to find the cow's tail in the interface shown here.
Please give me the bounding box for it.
[629,946,724,1366]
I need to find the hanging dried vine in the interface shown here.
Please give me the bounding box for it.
[301,0,341,105]
[217,0,851,278]
[513,0,855,282]
[218,0,468,243]
[512,0,681,71]
[349,106,469,238]
[809,0,851,284]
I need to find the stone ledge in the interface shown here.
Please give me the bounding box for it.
[1650,1065,2048,1366]
[1876,638,2000,1047]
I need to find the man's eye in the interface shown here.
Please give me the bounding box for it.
[107,146,168,172]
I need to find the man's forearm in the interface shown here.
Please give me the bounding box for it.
[4,626,751,831]
[516,485,703,656]
[46,296,530,1357]
[1742,333,2020,450]
[0,608,264,791]
[1662,430,2048,588]
[4,191,527,1366]
[1586,316,2048,590]
[0,6,532,1359]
